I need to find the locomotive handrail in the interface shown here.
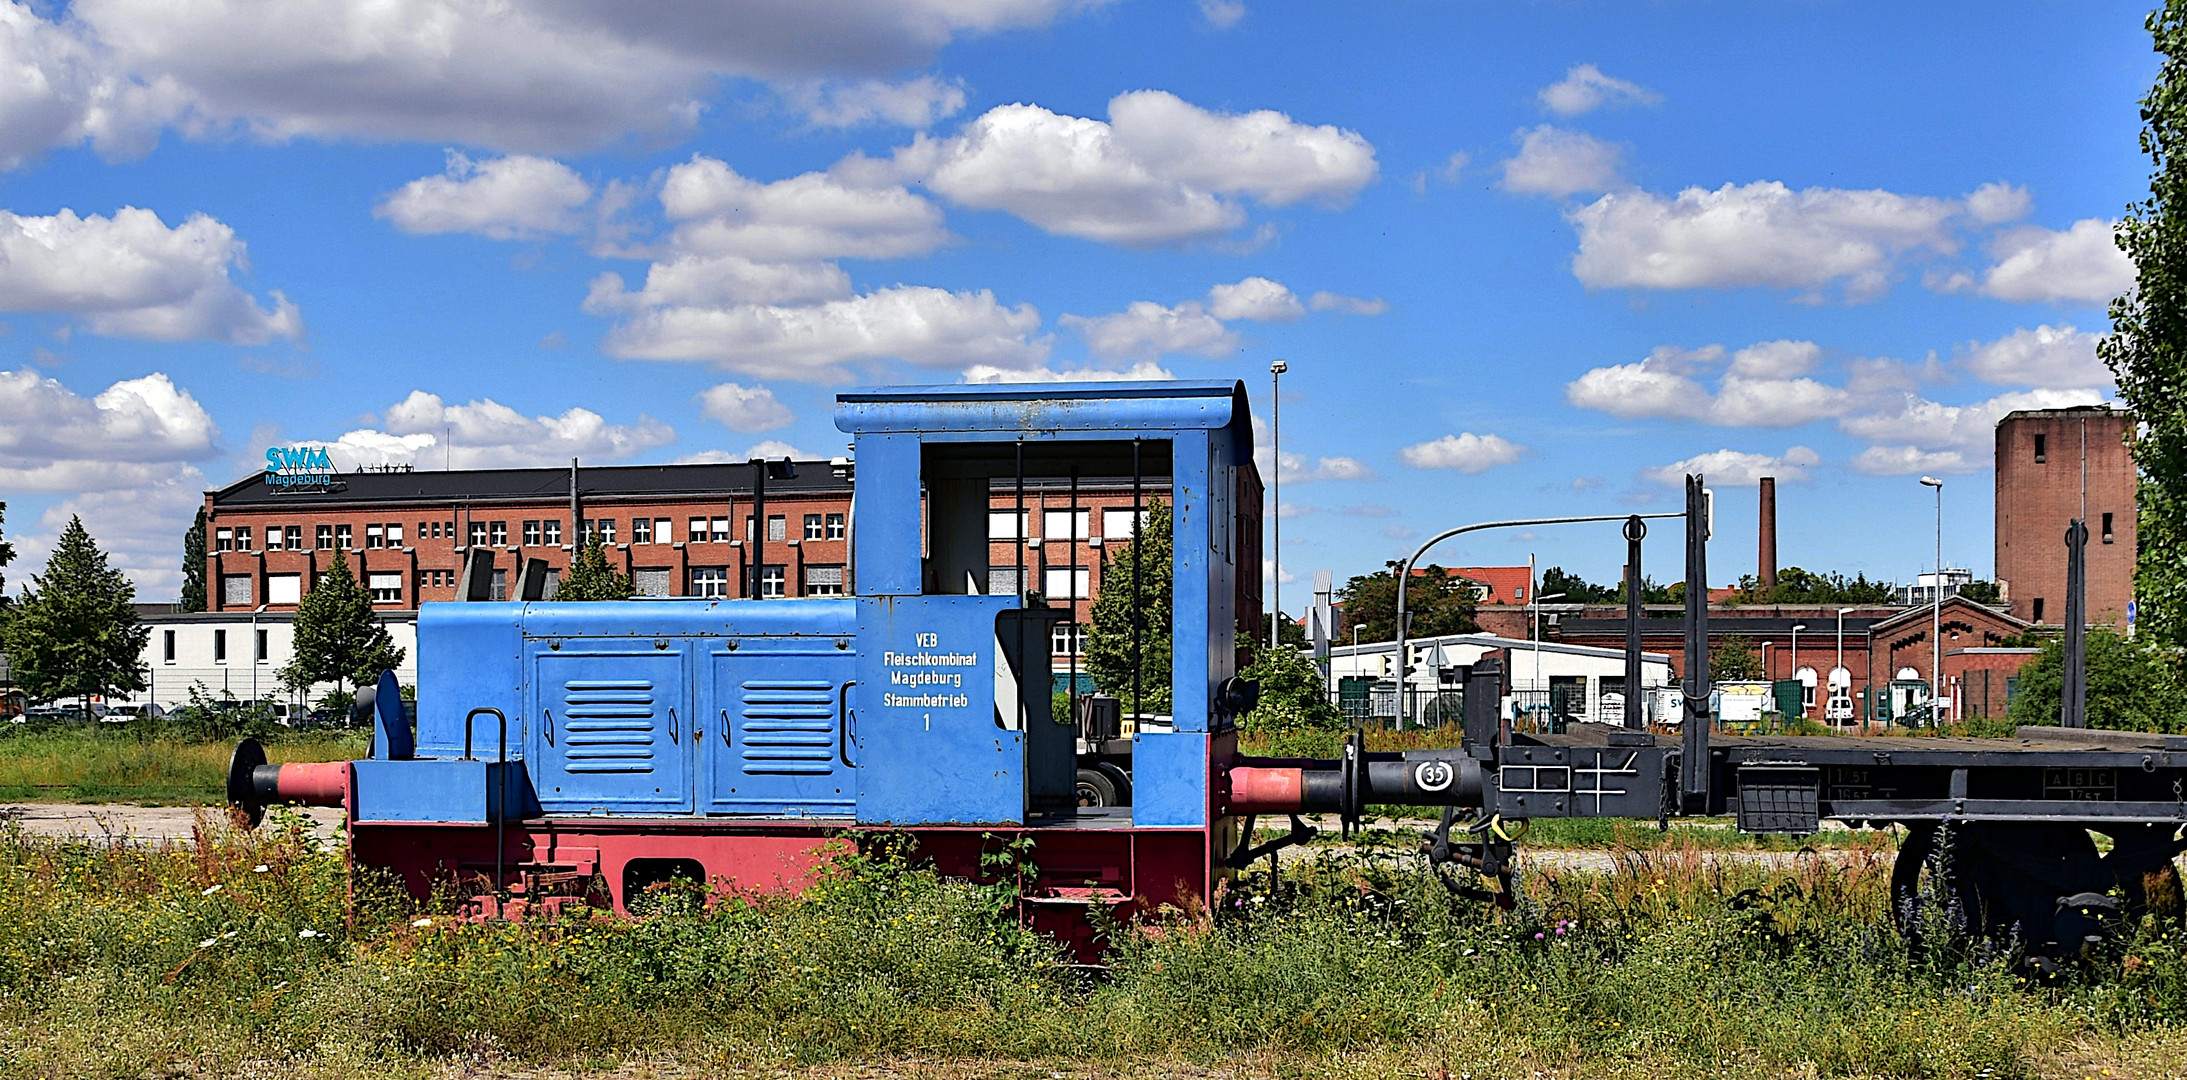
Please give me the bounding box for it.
[462,707,510,907]
[463,707,508,762]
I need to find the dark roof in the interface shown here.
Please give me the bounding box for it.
[1560,616,1895,637]
[212,460,853,509]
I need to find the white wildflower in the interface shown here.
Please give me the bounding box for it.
[201,884,222,896]
[412,918,434,928]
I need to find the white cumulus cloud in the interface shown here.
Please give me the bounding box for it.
[1849,445,1977,476]
[1975,219,2134,307]
[315,391,676,470]
[601,284,1049,382]
[1960,324,2109,388]
[1837,388,2107,453]
[0,207,300,343]
[1206,276,1304,321]
[894,90,1377,246]
[962,360,1176,383]
[375,152,594,240]
[1398,432,1527,473]
[1641,446,1821,486]
[785,75,968,130]
[1308,291,1387,315]
[1200,0,1247,28]
[1569,180,1964,300]
[697,382,795,432]
[1062,301,1237,361]
[1500,125,1623,198]
[661,155,951,263]
[0,369,219,491]
[1537,64,1661,116]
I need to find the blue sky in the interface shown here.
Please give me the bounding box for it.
[0,0,2152,605]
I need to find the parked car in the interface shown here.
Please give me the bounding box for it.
[105,702,169,722]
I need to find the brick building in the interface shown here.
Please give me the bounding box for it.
[205,460,859,612]
[1995,406,2135,627]
[201,460,1237,693]
[1555,597,2031,723]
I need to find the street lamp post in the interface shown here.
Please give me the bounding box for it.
[1920,476,1944,723]
[1269,359,1287,648]
[1530,590,1566,727]
[1789,623,1807,718]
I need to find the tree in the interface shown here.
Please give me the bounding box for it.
[1335,562,1478,643]
[1724,566,1896,605]
[1085,498,1171,715]
[556,535,634,601]
[0,516,148,709]
[2106,3,2187,652]
[281,550,405,704]
[1711,634,1763,681]
[179,506,207,612]
[2008,627,2187,733]
[1540,566,1617,604]
[1958,579,2003,606]
[1236,640,1343,732]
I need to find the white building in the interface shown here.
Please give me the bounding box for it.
[1323,632,1675,727]
[137,610,418,711]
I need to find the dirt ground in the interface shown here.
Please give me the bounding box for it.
[0,802,347,844]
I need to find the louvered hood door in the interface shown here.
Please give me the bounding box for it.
[701,639,855,817]
[531,648,694,814]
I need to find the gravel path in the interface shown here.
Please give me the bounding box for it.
[0,803,346,844]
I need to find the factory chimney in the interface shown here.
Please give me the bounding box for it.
[1758,476,1778,592]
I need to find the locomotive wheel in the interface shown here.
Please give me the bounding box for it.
[1893,822,2136,968]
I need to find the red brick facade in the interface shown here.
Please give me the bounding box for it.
[1995,407,2136,627]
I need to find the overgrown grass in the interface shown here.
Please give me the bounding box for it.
[2,818,2184,1078]
[0,726,367,803]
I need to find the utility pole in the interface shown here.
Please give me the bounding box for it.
[1920,476,1944,723]
[1269,359,1286,648]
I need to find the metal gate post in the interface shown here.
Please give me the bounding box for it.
[1681,475,1712,809]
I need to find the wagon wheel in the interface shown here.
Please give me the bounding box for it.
[1890,822,1966,953]
[1895,822,2125,970]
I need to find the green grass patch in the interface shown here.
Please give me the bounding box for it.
[0,726,366,804]
[2,821,2184,1078]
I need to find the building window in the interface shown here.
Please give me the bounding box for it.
[236,527,253,550]
[213,629,227,663]
[2034,433,2048,463]
[317,524,334,549]
[163,630,176,663]
[284,525,302,550]
[222,575,252,606]
[469,521,489,547]
[335,523,352,548]
[523,520,541,545]
[1051,623,1085,656]
[988,567,1021,595]
[2033,597,2046,622]
[826,513,845,540]
[760,564,786,598]
[691,566,729,597]
[804,514,824,541]
[386,523,402,546]
[366,524,384,549]
[368,573,403,603]
[544,520,562,545]
[265,527,283,551]
[1101,508,1147,539]
[419,521,430,541]
[597,519,615,543]
[216,528,233,552]
[267,574,301,605]
[712,517,731,543]
[1043,567,1091,600]
[767,515,786,542]
[689,517,708,543]
[632,518,652,544]
[655,517,672,544]
[1043,509,1090,541]
[2103,512,2115,544]
[489,568,507,601]
[990,510,1026,539]
[633,568,671,597]
[489,521,507,546]
[444,520,456,538]
[805,565,845,596]
[256,629,269,663]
